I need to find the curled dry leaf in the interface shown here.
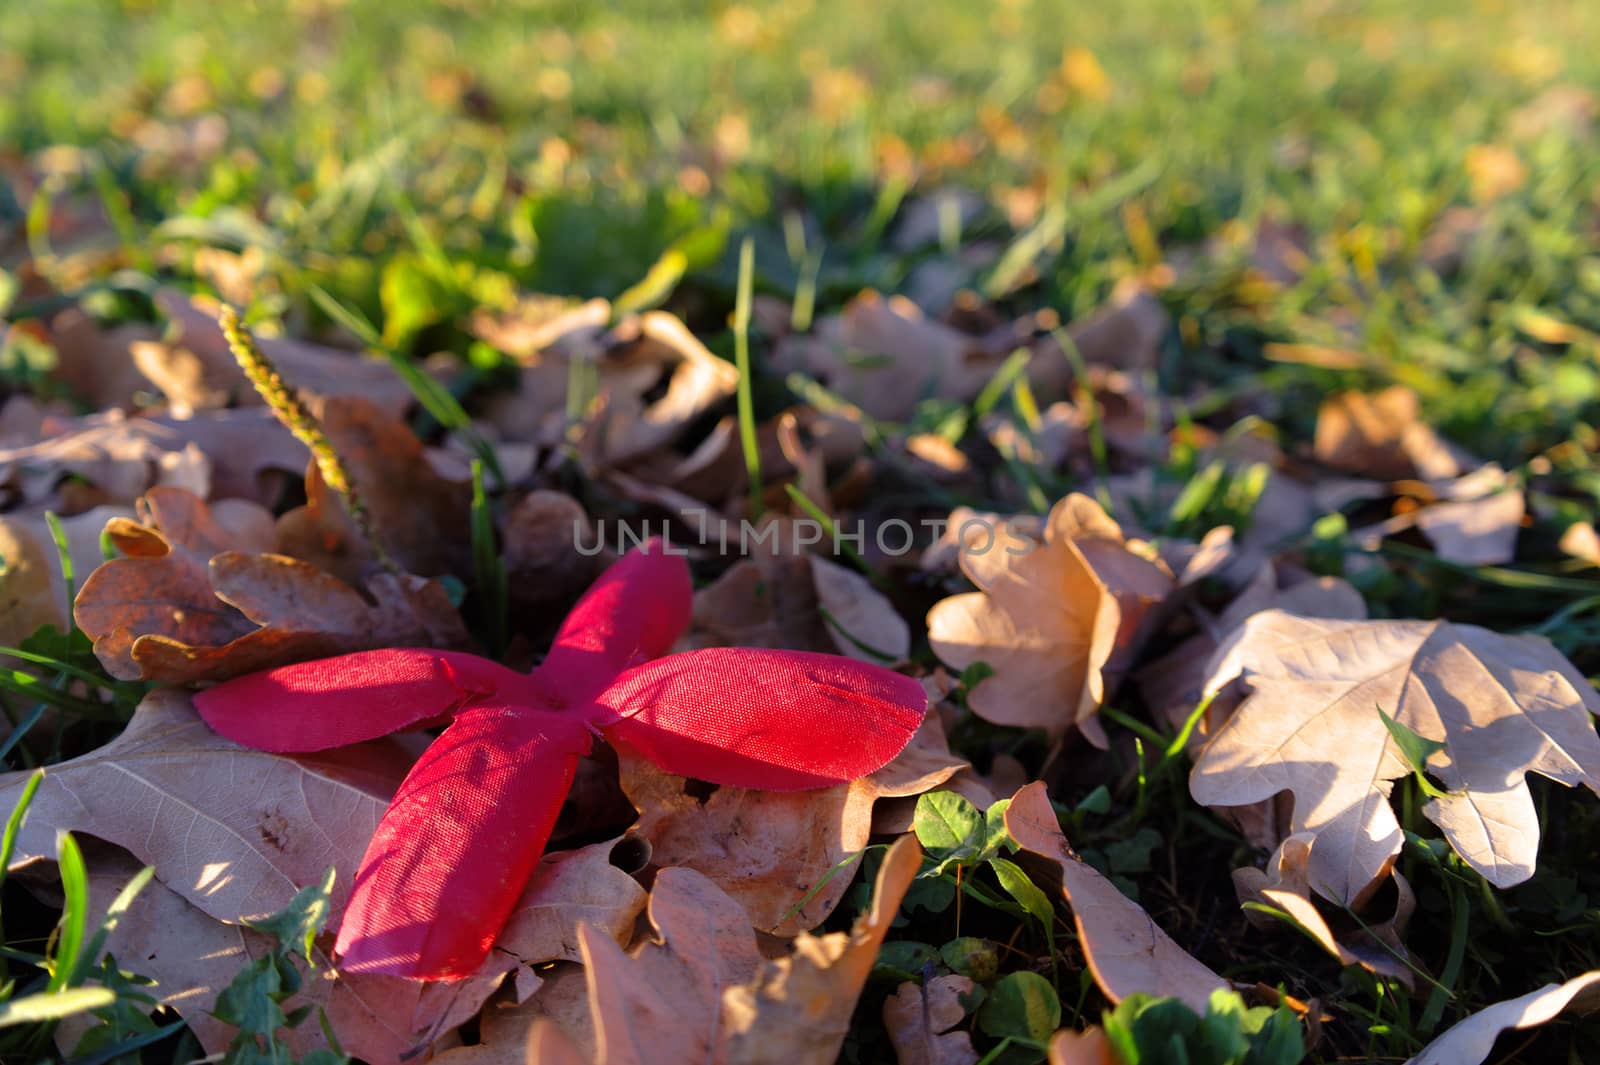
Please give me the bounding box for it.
[927,494,1172,746]
[721,835,923,1064]
[1405,970,1600,1065]
[1192,611,1600,904]
[276,395,471,582]
[137,288,414,417]
[0,410,210,509]
[552,836,921,1065]
[884,975,979,1065]
[1026,286,1170,393]
[479,304,738,467]
[1233,832,1417,986]
[574,864,765,1065]
[691,521,909,664]
[617,713,967,935]
[1313,386,1467,481]
[773,291,1004,422]
[1004,781,1226,1012]
[55,857,507,1065]
[500,490,608,616]
[74,486,469,683]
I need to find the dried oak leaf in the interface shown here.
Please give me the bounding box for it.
[1005,781,1226,1012]
[1233,832,1417,986]
[0,410,209,509]
[720,835,923,1064]
[693,534,909,664]
[1192,611,1600,904]
[479,305,738,467]
[884,975,978,1065]
[0,407,309,509]
[0,688,407,927]
[74,486,469,684]
[54,856,505,1065]
[276,395,471,583]
[545,834,922,1065]
[1313,386,1467,481]
[772,291,1004,422]
[927,494,1172,746]
[618,713,966,935]
[1406,970,1600,1065]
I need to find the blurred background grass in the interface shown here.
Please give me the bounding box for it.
[3,0,1599,459]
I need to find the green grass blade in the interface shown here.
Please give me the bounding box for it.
[0,986,116,1028]
[733,237,762,518]
[49,833,90,992]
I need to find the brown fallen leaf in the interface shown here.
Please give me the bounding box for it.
[618,713,966,935]
[276,395,470,583]
[1026,286,1170,395]
[480,305,738,466]
[0,506,129,647]
[1405,970,1600,1065]
[0,410,210,510]
[54,855,507,1065]
[0,687,408,926]
[1005,781,1226,1012]
[691,521,909,664]
[44,307,158,411]
[573,863,766,1065]
[772,291,1004,421]
[500,490,610,631]
[1193,612,1600,904]
[721,835,923,1064]
[927,494,1172,746]
[1410,464,1525,565]
[1313,387,1467,481]
[883,975,978,1065]
[491,838,648,969]
[537,837,921,1064]
[1233,832,1417,986]
[74,486,469,683]
[138,288,414,417]
[1048,1027,1118,1065]
[1561,521,1600,567]
[1138,571,1367,742]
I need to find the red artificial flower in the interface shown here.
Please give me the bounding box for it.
[193,540,927,980]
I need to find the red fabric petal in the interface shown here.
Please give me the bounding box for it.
[535,538,692,706]
[193,649,539,753]
[596,648,928,791]
[334,705,591,979]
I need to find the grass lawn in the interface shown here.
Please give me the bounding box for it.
[3,0,1600,1062]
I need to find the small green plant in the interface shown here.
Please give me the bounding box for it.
[210,867,347,1065]
[909,791,1062,1062]
[1101,988,1305,1065]
[0,772,161,1059]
